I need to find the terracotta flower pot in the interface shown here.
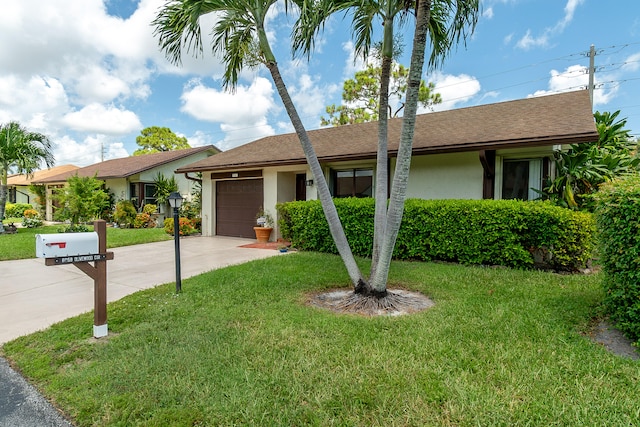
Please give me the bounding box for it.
[253,226,273,243]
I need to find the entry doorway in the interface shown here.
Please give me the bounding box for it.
[295,173,306,201]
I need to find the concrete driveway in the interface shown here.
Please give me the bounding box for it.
[0,236,279,345]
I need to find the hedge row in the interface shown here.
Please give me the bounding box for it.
[4,203,33,218]
[595,175,640,342]
[277,198,595,271]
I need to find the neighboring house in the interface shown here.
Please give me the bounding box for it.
[6,164,79,206]
[34,146,220,222]
[176,90,598,240]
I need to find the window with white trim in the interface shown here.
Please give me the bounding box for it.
[501,159,542,201]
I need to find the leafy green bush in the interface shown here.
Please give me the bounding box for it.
[163,217,196,236]
[5,203,32,218]
[22,209,42,228]
[57,224,90,233]
[594,174,640,342]
[278,198,595,271]
[114,200,137,228]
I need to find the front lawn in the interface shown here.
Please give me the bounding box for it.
[2,253,639,426]
[0,225,171,261]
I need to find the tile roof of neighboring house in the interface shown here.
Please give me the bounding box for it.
[34,146,220,184]
[7,165,79,186]
[177,90,598,173]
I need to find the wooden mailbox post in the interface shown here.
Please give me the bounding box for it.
[36,220,114,338]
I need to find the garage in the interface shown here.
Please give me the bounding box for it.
[216,179,263,238]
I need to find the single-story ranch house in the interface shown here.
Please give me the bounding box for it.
[34,146,219,222]
[176,90,598,240]
[7,164,79,206]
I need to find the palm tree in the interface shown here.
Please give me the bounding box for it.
[296,0,480,296]
[153,0,367,288]
[0,121,54,233]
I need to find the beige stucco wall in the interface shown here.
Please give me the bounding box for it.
[400,152,484,200]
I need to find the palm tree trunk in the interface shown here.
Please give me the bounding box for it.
[266,61,367,289]
[0,185,6,233]
[370,16,394,283]
[370,0,432,292]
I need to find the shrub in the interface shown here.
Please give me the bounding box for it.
[22,209,42,228]
[163,217,196,236]
[594,174,640,342]
[5,203,32,218]
[114,200,137,228]
[142,204,158,215]
[134,213,153,229]
[278,198,595,271]
[57,224,90,233]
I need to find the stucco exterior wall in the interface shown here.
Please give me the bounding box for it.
[401,152,484,200]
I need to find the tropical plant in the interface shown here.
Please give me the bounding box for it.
[153,0,480,304]
[321,63,441,126]
[133,126,191,156]
[153,172,179,214]
[300,0,480,298]
[0,121,54,233]
[540,110,639,211]
[153,0,364,288]
[54,174,110,226]
[114,200,137,228]
[28,183,47,217]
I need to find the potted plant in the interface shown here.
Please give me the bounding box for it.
[253,208,274,243]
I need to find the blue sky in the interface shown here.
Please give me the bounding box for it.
[1,0,639,167]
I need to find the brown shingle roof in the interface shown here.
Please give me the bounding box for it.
[7,165,79,186]
[35,146,219,184]
[177,90,597,173]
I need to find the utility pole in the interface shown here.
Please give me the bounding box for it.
[101,141,105,162]
[588,44,595,108]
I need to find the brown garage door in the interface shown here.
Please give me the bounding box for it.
[216,179,263,238]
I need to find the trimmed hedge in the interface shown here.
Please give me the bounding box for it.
[595,174,640,342]
[4,202,33,218]
[277,198,595,271]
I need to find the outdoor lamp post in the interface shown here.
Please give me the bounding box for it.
[168,192,183,293]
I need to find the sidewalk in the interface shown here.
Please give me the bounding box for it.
[0,236,280,426]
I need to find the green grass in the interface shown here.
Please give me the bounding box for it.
[2,252,639,426]
[0,225,171,260]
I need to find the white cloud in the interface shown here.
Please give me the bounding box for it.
[427,72,482,111]
[180,77,277,149]
[0,75,69,130]
[483,7,494,19]
[515,0,584,50]
[342,41,367,80]
[53,135,129,166]
[529,64,617,105]
[622,52,640,72]
[62,103,142,135]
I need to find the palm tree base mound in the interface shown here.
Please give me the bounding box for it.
[307,288,434,317]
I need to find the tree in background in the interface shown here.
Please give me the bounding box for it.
[54,174,110,228]
[321,63,442,126]
[0,121,54,234]
[541,110,639,211]
[133,126,190,156]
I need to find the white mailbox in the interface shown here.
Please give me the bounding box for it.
[36,232,99,258]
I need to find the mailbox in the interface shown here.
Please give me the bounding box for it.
[36,232,99,258]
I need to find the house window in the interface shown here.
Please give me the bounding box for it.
[129,183,139,209]
[332,169,373,198]
[8,187,16,203]
[501,159,542,201]
[143,184,158,208]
